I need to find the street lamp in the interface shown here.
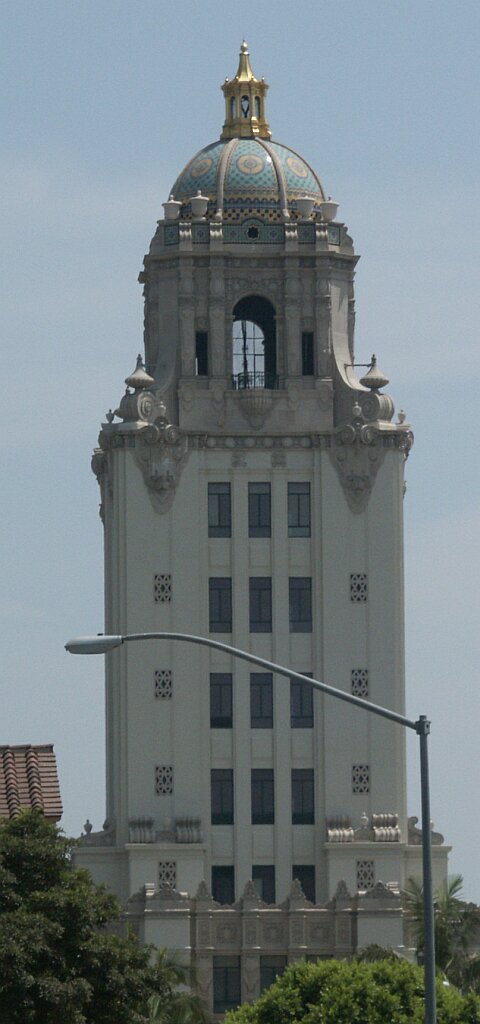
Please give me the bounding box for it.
[65,630,437,1024]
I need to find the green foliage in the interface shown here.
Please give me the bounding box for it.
[225,957,480,1024]
[0,810,205,1024]
[404,874,480,993]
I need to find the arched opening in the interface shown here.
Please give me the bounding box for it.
[230,96,237,118]
[255,95,261,119]
[241,94,250,118]
[232,296,277,389]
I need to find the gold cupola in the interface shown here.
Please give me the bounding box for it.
[221,41,271,140]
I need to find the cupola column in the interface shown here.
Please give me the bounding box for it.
[284,257,302,377]
[179,259,196,377]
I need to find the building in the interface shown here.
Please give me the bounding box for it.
[0,744,62,822]
[74,43,448,1012]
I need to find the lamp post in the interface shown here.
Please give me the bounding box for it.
[65,630,437,1024]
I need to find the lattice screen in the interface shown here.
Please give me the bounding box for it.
[155,669,172,699]
[350,574,368,602]
[154,574,172,603]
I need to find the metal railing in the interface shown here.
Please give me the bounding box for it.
[231,371,280,390]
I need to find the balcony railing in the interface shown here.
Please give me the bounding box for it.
[231,371,280,390]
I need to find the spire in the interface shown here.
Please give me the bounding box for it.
[221,41,271,140]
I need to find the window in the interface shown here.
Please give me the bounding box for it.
[155,766,173,794]
[212,866,235,904]
[288,483,311,537]
[249,577,272,633]
[352,764,370,794]
[251,769,274,824]
[289,578,312,632]
[250,673,273,728]
[356,860,375,891]
[290,676,313,728]
[208,483,231,537]
[213,957,241,1014]
[211,769,234,825]
[260,957,287,993]
[351,668,369,698]
[350,573,368,602]
[232,296,277,389]
[158,861,176,887]
[292,865,316,902]
[248,483,271,537]
[209,578,232,633]
[195,331,208,376]
[210,674,233,728]
[252,865,275,903]
[301,332,314,375]
[292,769,314,824]
[154,574,172,602]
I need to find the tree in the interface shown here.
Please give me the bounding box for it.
[404,874,480,992]
[224,958,480,1024]
[0,811,205,1024]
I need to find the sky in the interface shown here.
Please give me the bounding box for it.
[1,0,479,900]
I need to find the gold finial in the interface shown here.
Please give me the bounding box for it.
[221,42,271,140]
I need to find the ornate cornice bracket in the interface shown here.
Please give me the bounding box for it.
[134,407,189,514]
[329,407,413,513]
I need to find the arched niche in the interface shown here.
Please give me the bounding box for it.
[232,295,277,389]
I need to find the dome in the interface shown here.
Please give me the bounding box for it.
[168,43,326,224]
[171,137,325,223]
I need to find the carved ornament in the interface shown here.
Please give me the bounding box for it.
[329,406,413,513]
[134,411,189,514]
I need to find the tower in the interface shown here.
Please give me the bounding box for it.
[75,43,448,1002]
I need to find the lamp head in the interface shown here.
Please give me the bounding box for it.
[65,635,124,655]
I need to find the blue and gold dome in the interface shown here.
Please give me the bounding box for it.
[170,43,326,223]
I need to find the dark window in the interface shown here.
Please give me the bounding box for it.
[249,577,272,633]
[292,769,314,824]
[252,865,275,903]
[210,673,233,728]
[195,331,208,376]
[208,483,231,537]
[260,956,287,993]
[211,769,234,825]
[213,957,241,1014]
[289,577,312,632]
[301,332,314,375]
[252,769,274,824]
[248,482,271,537]
[290,676,313,728]
[250,673,273,728]
[288,483,311,537]
[212,865,235,904]
[209,578,232,633]
[292,865,316,902]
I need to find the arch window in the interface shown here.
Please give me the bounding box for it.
[232,295,277,389]
[255,95,261,119]
[230,96,237,118]
[241,94,250,118]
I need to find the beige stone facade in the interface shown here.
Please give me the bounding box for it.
[73,42,449,1015]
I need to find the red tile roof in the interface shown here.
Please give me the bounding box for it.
[0,744,62,822]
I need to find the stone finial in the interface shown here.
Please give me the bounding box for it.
[195,880,212,901]
[334,880,351,901]
[125,354,155,391]
[359,354,389,391]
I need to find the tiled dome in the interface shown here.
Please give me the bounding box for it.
[171,137,325,222]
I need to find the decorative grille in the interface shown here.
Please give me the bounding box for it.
[350,574,368,602]
[352,765,370,794]
[155,669,172,699]
[158,861,176,887]
[351,669,369,698]
[356,860,375,891]
[155,766,173,794]
[154,574,172,603]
